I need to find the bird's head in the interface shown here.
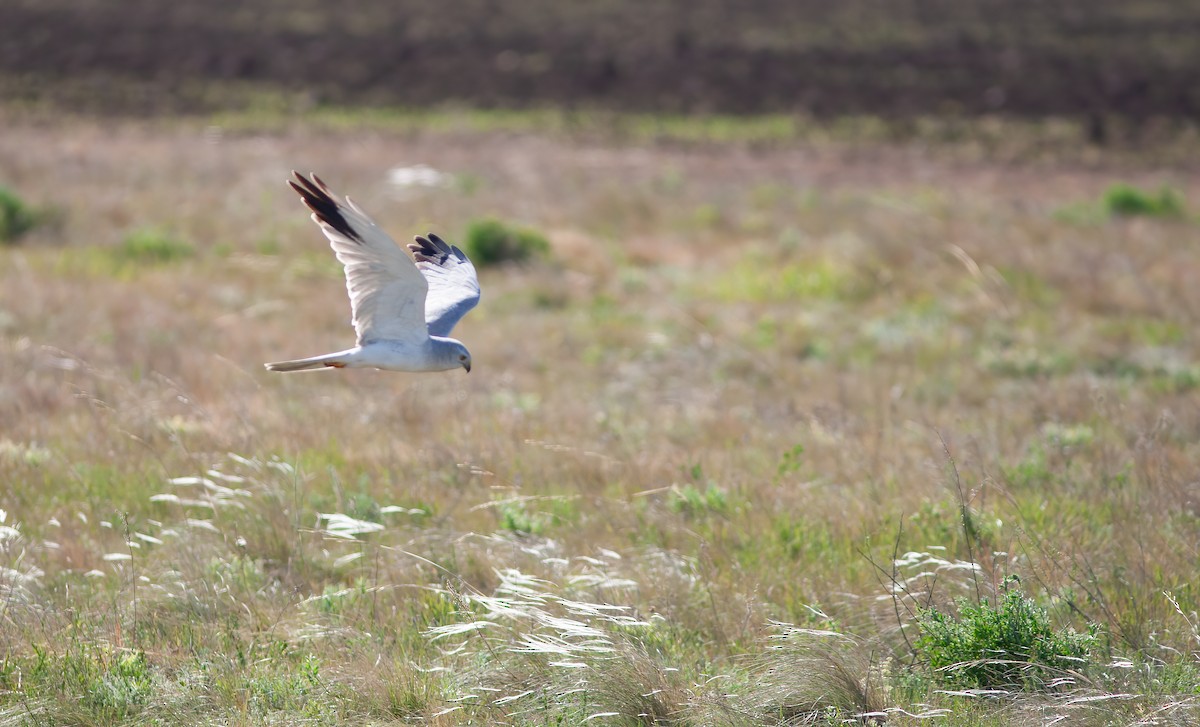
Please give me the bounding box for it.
[433,338,472,373]
[453,343,472,373]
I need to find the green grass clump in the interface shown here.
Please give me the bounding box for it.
[497,500,549,534]
[1101,183,1185,218]
[112,228,195,264]
[915,587,1097,690]
[462,217,549,266]
[669,483,729,517]
[0,185,39,243]
[16,645,154,721]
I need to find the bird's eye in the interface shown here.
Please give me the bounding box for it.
[459,355,467,361]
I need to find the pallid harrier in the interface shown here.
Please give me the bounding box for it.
[265,172,479,374]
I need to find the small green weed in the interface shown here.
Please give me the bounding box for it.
[0,185,39,243]
[669,483,728,517]
[244,660,321,713]
[1055,184,1187,224]
[463,217,549,266]
[777,444,805,479]
[915,586,1097,690]
[1101,183,1185,218]
[24,644,154,720]
[88,650,154,715]
[112,228,195,265]
[497,500,550,535]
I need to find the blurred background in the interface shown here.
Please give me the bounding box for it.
[3,0,1198,136]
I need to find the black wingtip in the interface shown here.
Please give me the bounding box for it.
[288,172,362,242]
[408,233,458,264]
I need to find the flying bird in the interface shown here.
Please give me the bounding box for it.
[265,172,480,374]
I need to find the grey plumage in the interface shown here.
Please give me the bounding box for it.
[407,233,480,338]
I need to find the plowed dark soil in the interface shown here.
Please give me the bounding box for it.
[3,0,1198,121]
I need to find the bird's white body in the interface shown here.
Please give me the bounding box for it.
[267,338,466,373]
[265,172,480,375]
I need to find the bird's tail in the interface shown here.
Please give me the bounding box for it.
[264,352,349,372]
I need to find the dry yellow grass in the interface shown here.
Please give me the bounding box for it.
[1,113,1199,724]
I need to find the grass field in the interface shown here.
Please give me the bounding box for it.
[1,112,1200,724]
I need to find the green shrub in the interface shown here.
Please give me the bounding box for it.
[112,228,195,264]
[462,217,549,266]
[915,588,1097,690]
[1102,183,1185,218]
[0,185,38,243]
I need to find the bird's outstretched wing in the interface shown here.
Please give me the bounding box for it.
[408,233,481,338]
[289,172,429,346]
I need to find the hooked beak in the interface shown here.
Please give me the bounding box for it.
[463,361,471,373]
